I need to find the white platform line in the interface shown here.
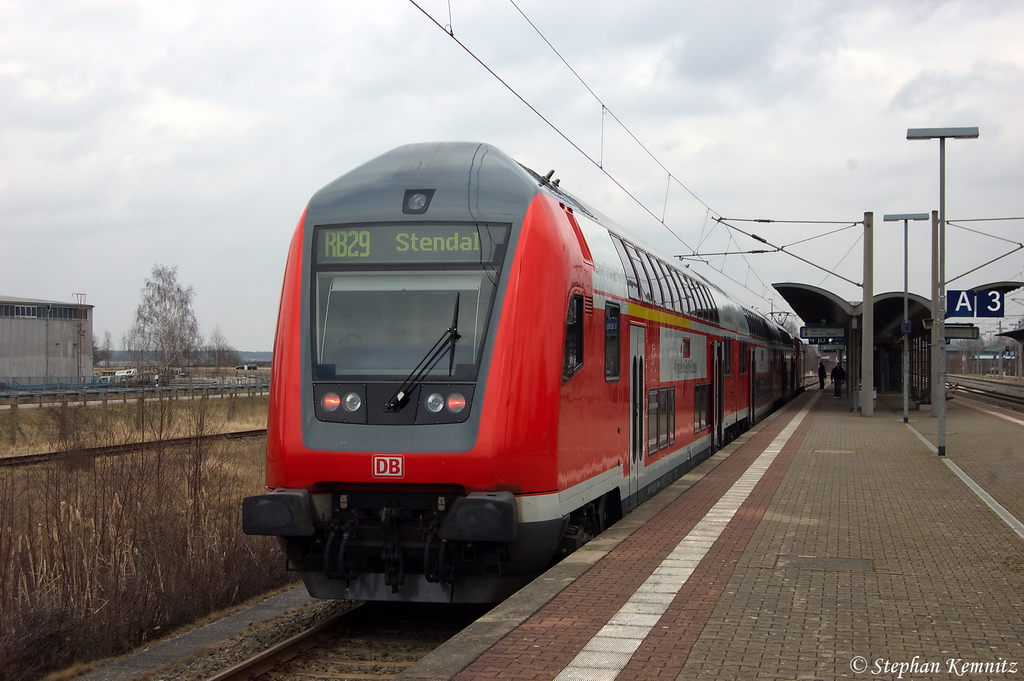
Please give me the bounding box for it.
[958,400,1024,427]
[905,421,1024,542]
[554,392,820,681]
[942,459,1024,542]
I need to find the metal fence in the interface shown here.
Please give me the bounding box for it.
[0,374,270,404]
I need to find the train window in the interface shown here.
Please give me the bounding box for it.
[647,389,659,455]
[694,383,706,433]
[672,270,692,315]
[653,258,681,313]
[723,339,732,376]
[668,387,676,446]
[665,265,684,314]
[697,282,718,324]
[624,243,654,304]
[705,382,714,429]
[658,387,670,449]
[691,282,707,321]
[681,275,702,321]
[740,341,749,374]
[563,294,584,382]
[610,235,641,301]
[702,284,720,325]
[605,303,620,382]
[642,253,665,309]
[313,270,498,381]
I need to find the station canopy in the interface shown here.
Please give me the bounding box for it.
[772,281,1022,340]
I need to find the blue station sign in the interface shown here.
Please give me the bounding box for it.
[947,289,1004,318]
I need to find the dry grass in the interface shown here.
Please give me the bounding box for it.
[0,396,295,681]
[0,391,268,457]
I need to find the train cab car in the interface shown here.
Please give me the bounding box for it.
[243,142,803,603]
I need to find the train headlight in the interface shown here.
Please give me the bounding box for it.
[321,392,341,412]
[415,385,474,424]
[343,392,362,412]
[314,384,367,424]
[425,392,445,413]
[447,393,466,413]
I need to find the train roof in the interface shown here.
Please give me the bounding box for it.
[307,142,541,226]
[307,142,793,344]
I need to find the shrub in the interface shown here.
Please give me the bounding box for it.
[0,397,293,681]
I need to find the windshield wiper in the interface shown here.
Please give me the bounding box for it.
[384,293,461,412]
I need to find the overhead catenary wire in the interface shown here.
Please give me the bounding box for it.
[689,217,865,288]
[406,0,702,256]
[409,0,875,314]
[506,0,715,216]
[411,2,1024,321]
[945,220,1024,285]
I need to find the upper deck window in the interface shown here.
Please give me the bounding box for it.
[610,235,641,301]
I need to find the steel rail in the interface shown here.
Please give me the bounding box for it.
[0,429,267,468]
[950,382,1024,408]
[205,608,356,681]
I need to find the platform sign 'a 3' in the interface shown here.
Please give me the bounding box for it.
[947,289,1004,318]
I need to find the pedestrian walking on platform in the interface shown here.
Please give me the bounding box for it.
[831,363,846,398]
[818,361,827,389]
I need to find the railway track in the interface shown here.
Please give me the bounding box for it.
[949,381,1024,409]
[0,429,267,468]
[208,601,489,681]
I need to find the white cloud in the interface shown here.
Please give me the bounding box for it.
[1,0,1022,350]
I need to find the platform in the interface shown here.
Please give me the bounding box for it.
[401,388,1024,680]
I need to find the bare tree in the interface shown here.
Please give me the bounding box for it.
[206,326,241,369]
[125,265,204,373]
[93,330,114,367]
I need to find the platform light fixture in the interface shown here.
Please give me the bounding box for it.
[906,127,979,456]
[883,213,930,425]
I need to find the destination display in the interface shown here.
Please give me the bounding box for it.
[944,324,980,340]
[800,325,846,339]
[315,223,510,265]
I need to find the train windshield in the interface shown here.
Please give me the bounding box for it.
[312,221,509,381]
[314,269,501,381]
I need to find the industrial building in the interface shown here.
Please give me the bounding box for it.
[0,295,94,380]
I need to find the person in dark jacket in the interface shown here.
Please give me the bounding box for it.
[818,362,827,389]
[831,363,846,398]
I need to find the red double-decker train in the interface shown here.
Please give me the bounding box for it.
[243,142,803,603]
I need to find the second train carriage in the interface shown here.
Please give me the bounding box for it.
[243,142,803,603]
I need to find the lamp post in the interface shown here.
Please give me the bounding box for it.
[862,212,874,416]
[883,213,929,424]
[907,127,979,456]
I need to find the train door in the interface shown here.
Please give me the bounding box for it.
[712,340,725,450]
[628,325,646,507]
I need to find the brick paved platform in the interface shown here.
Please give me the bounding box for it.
[402,389,1024,680]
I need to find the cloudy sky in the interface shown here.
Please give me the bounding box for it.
[2,0,1022,351]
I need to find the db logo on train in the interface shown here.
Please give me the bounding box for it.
[372,455,404,478]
